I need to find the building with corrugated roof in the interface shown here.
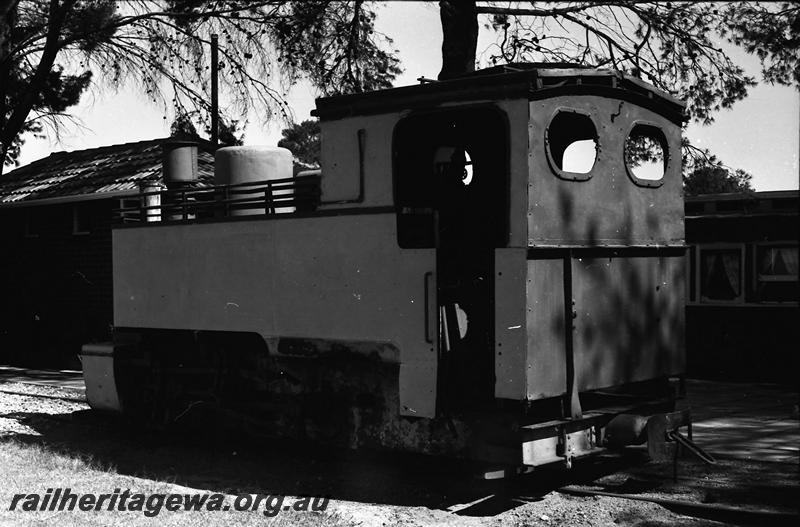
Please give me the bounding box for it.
[0,138,215,368]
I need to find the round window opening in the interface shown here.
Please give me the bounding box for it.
[547,111,598,175]
[462,151,474,185]
[433,146,474,186]
[625,124,668,183]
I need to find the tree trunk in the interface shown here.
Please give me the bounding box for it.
[0,0,19,175]
[438,0,478,80]
[1,0,69,175]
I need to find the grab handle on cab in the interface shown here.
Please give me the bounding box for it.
[424,271,434,344]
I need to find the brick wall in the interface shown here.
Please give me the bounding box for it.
[0,199,115,368]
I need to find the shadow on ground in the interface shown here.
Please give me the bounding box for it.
[1,408,648,516]
[2,378,797,519]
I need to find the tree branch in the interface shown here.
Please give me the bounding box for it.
[2,0,73,161]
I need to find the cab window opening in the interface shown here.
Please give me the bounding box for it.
[546,110,598,178]
[434,147,474,187]
[625,123,668,185]
[393,108,508,249]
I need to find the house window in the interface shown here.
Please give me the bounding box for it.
[698,246,743,303]
[73,205,90,235]
[755,244,798,303]
[24,212,40,238]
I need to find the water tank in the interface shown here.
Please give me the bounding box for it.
[162,140,199,186]
[215,146,293,215]
[138,181,165,222]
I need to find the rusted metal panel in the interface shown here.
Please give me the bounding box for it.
[528,96,684,247]
[113,213,438,417]
[572,255,686,391]
[494,248,528,399]
[525,258,568,400]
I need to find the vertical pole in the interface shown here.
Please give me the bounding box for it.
[211,34,219,148]
[563,250,582,420]
[356,128,366,202]
[267,181,274,214]
[182,188,187,220]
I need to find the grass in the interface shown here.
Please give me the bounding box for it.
[0,439,355,527]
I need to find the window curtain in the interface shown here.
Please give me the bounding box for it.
[721,253,740,294]
[760,247,799,276]
[703,253,716,282]
[702,250,740,300]
[780,247,798,276]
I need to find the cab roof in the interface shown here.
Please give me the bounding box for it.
[313,63,686,125]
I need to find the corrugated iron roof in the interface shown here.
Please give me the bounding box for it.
[0,138,216,205]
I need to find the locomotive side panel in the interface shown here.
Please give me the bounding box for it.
[572,254,686,391]
[521,253,685,402]
[523,94,686,402]
[493,248,528,399]
[113,213,438,417]
[319,113,399,207]
[525,258,568,400]
[494,98,530,248]
[528,95,684,247]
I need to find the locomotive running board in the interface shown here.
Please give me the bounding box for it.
[518,398,679,468]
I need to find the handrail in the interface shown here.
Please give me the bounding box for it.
[114,175,321,224]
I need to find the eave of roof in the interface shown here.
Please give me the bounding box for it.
[0,189,139,208]
[685,211,798,220]
[684,190,799,202]
[312,66,686,124]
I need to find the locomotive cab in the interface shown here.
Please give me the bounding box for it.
[86,64,690,468]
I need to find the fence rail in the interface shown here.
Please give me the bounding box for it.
[114,175,321,224]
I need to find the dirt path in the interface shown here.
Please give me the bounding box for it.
[680,380,798,464]
[1,377,797,526]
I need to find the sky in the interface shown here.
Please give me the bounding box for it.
[14,2,799,191]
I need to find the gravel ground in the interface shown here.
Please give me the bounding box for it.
[0,382,87,437]
[0,381,796,527]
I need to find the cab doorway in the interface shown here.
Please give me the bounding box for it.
[394,107,509,413]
